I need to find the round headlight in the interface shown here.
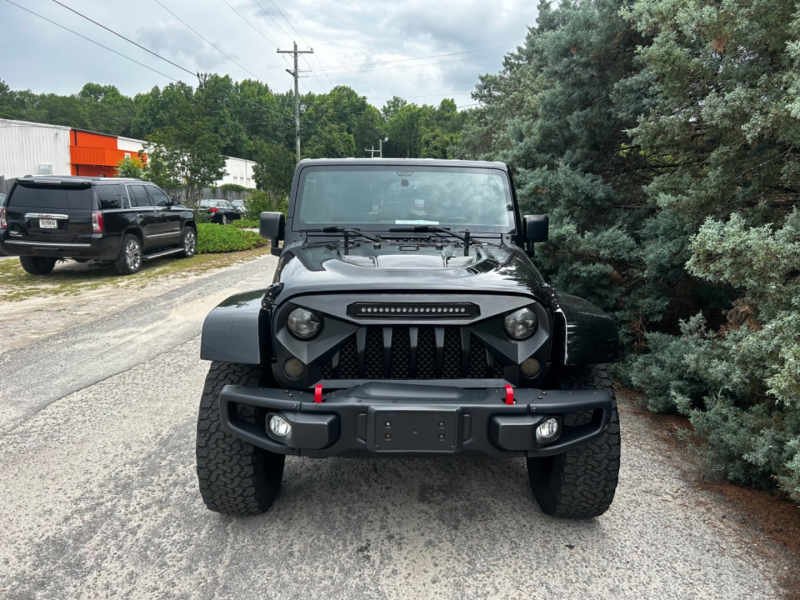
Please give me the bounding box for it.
[287,307,321,339]
[503,307,538,340]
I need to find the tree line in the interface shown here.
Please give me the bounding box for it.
[0,75,466,199]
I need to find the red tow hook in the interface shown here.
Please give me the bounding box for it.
[314,384,323,403]
[505,384,515,405]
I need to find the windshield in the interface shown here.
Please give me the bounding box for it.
[295,166,515,232]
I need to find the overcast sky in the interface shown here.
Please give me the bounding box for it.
[0,0,537,109]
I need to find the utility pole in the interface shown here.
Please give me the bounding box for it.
[379,137,388,158]
[277,41,313,162]
[365,146,379,158]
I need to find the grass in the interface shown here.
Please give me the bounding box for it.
[0,246,270,302]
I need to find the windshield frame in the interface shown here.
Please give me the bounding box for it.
[291,164,518,235]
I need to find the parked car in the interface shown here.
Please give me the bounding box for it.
[0,176,196,275]
[230,199,246,214]
[199,199,241,225]
[197,158,621,519]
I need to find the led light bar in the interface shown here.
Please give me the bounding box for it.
[350,303,476,318]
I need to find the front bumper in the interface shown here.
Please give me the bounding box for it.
[219,382,613,458]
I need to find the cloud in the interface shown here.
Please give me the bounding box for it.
[0,0,536,108]
[136,23,230,72]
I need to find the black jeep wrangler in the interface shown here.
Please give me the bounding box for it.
[197,159,620,519]
[0,176,196,275]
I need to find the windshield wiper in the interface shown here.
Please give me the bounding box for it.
[303,227,382,255]
[389,225,472,256]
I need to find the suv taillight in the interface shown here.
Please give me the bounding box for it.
[209,207,218,213]
[0,207,6,229]
[92,211,104,233]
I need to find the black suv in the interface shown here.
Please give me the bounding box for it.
[0,176,197,275]
[198,159,620,519]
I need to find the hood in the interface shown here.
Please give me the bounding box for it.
[271,240,548,304]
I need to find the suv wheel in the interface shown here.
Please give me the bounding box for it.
[220,214,228,226]
[178,227,197,258]
[196,362,285,515]
[19,256,56,275]
[527,364,621,519]
[115,234,142,275]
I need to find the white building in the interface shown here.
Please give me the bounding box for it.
[0,118,257,188]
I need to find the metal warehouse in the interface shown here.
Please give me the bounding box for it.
[0,118,257,187]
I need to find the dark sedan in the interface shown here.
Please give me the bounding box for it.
[199,199,241,225]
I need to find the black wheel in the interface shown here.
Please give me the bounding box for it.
[19,256,56,275]
[527,364,620,519]
[178,226,197,258]
[114,234,142,275]
[220,214,228,226]
[196,362,285,515]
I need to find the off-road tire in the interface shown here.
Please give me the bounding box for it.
[114,233,142,275]
[178,226,197,258]
[196,362,285,515]
[19,256,56,275]
[527,364,620,519]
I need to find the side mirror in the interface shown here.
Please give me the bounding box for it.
[523,214,549,256]
[260,211,285,256]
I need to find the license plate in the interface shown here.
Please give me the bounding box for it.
[368,407,460,453]
[39,219,57,229]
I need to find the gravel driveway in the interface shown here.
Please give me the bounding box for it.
[0,255,792,599]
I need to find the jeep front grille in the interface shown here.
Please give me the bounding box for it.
[320,326,504,380]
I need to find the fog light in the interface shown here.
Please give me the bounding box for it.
[536,417,561,444]
[269,415,291,437]
[521,358,541,378]
[284,358,305,379]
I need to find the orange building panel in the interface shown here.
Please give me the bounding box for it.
[73,130,117,149]
[68,129,147,177]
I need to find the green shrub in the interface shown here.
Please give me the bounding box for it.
[196,223,267,254]
[629,211,800,503]
[232,218,259,229]
[219,183,248,193]
[244,190,288,220]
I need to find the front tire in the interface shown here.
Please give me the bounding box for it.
[19,256,56,275]
[527,364,621,519]
[196,362,285,515]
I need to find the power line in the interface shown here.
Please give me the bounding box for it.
[219,0,278,47]
[49,0,195,77]
[267,0,336,90]
[268,0,309,46]
[153,0,263,81]
[5,0,181,81]
[14,0,294,124]
[252,0,293,41]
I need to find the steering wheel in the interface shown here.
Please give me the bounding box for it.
[441,216,469,224]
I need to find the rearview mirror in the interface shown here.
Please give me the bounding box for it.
[260,211,285,256]
[523,214,549,256]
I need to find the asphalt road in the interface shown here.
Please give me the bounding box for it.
[0,256,790,599]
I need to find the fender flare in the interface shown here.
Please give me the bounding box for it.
[200,289,268,364]
[552,293,619,366]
